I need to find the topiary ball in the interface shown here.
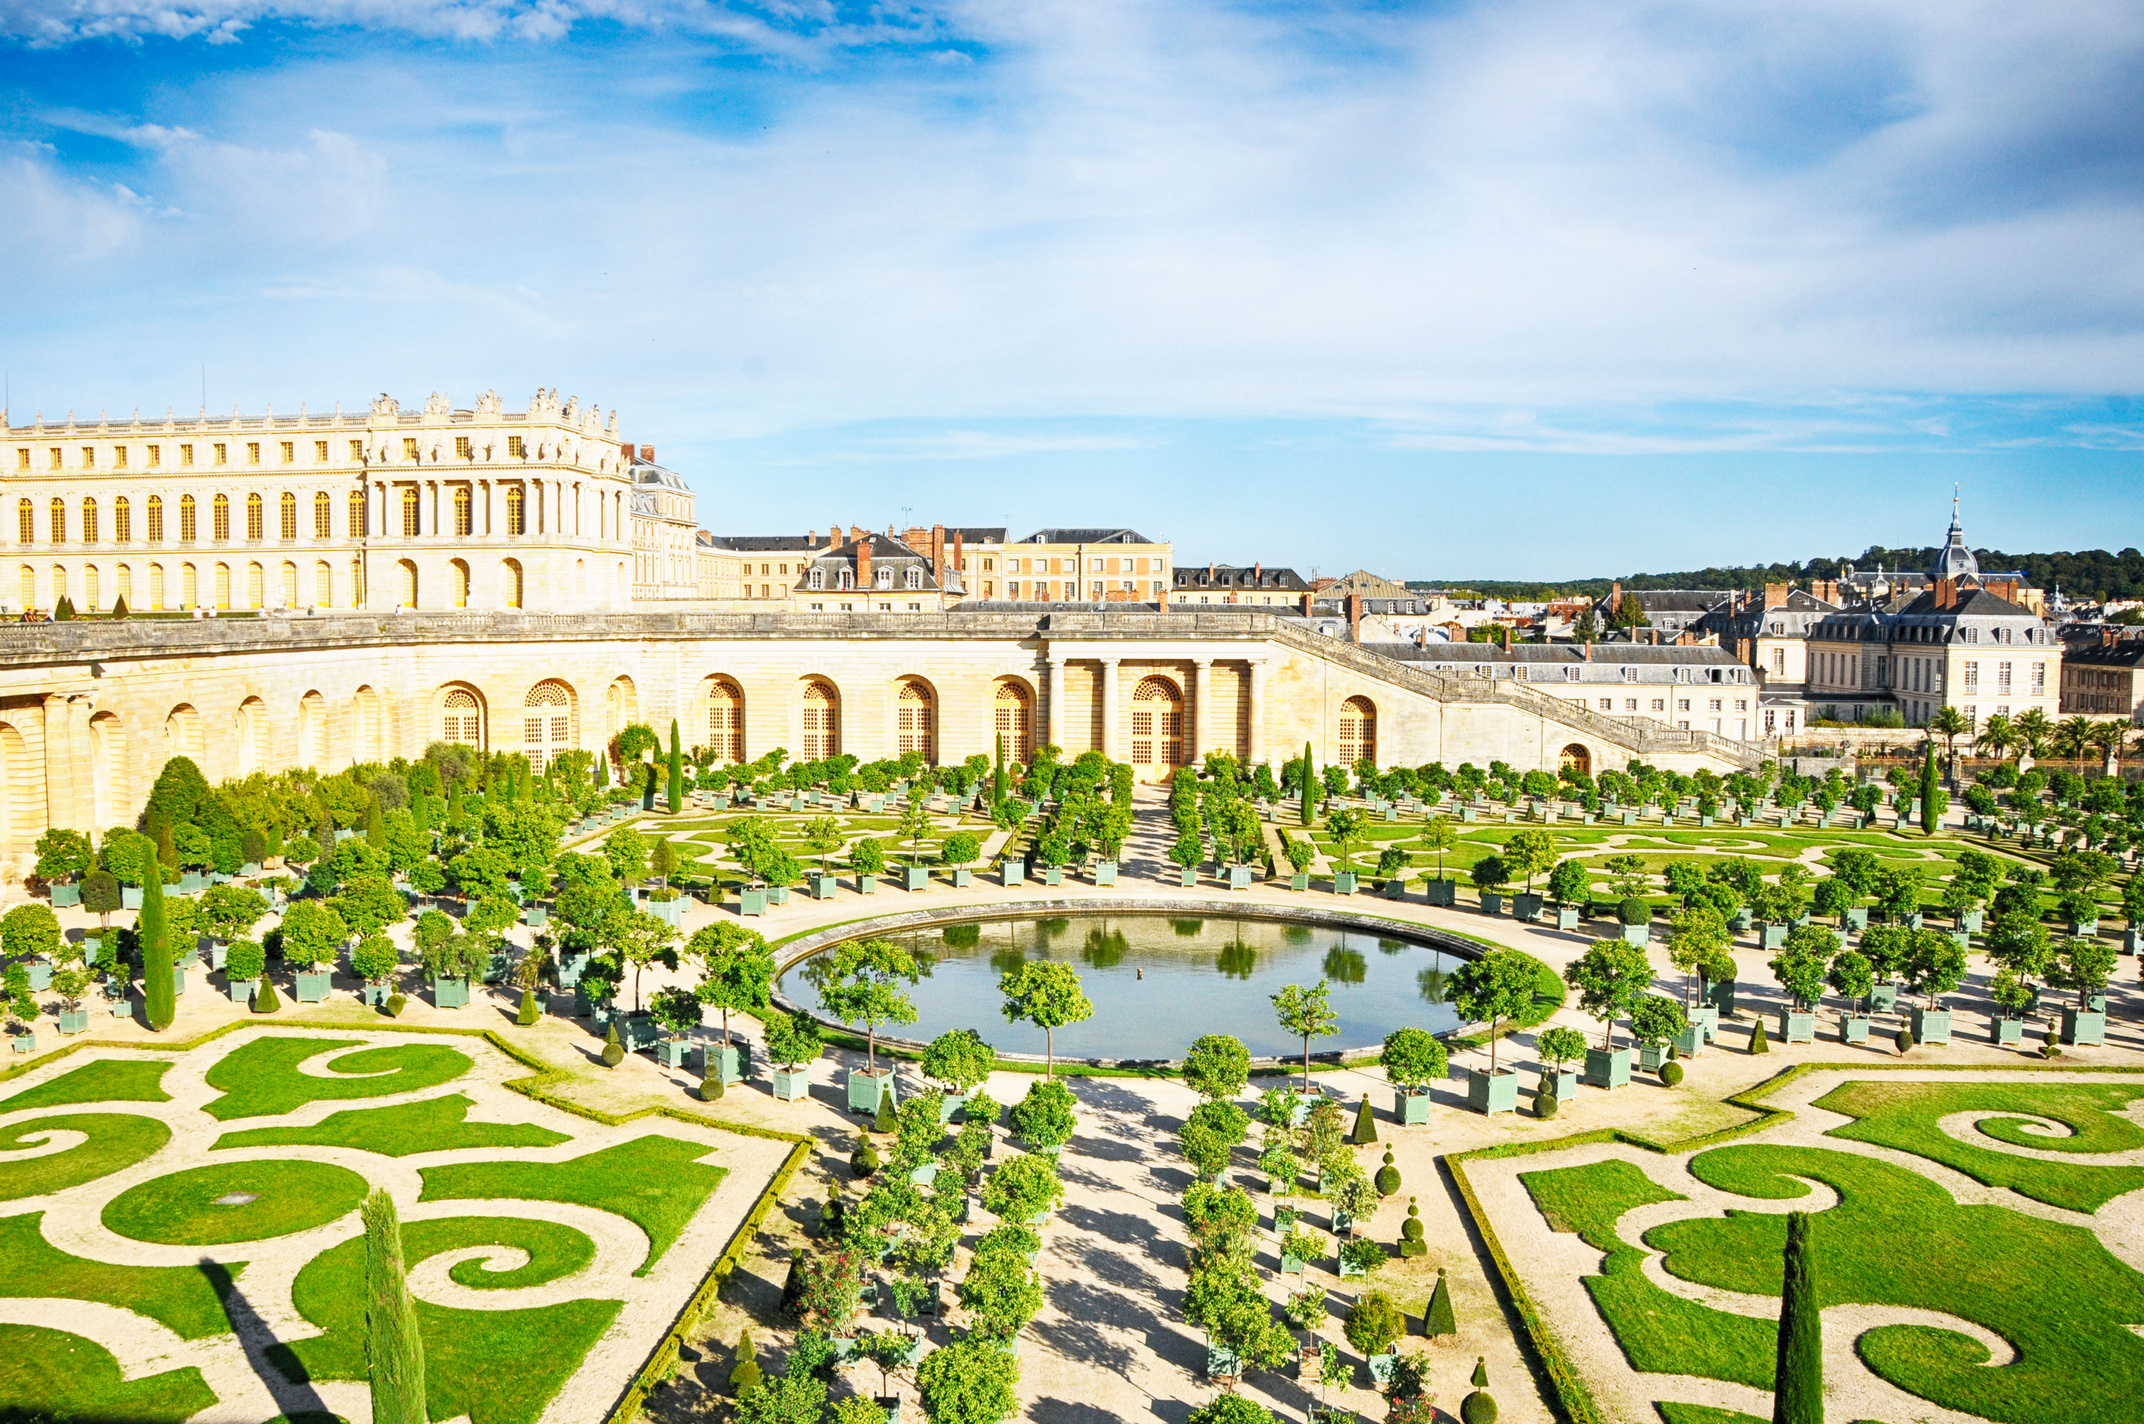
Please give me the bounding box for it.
[1461,1390,1498,1424]
[386,993,407,1018]
[1895,1028,1916,1054]
[1375,1149,1401,1196]
[698,1071,726,1101]
[1402,1198,1424,1242]
[1618,896,1650,926]
[852,1141,880,1179]
[1535,1090,1559,1119]
[1659,1061,1684,1087]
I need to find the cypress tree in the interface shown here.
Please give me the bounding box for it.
[1918,743,1938,838]
[140,867,174,1032]
[110,594,128,619]
[993,733,1007,804]
[151,816,179,872]
[366,799,387,850]
[1424,1266,1456,1338]
[446,780,462,824]
[596,753,609,790]
[1300,740,1319,825]
[362,1189,428,1424]
[1773,1210,1821,1424]
[668,719,684,814]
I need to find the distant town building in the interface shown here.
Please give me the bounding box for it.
[2059,632,2144,723]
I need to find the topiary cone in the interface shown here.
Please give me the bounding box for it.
[253,977,282,1014]
[1424,1266,1456,1338]
[1460,1356,1496,1424]
[1375,1148,1401,1196]
[1749,1017,1770,1055]
[601,1019,624,1068]
[1350,1093,1379,1145]
[728,1329,760,1393]
[515,987,539,1027]
[873,1082,896,1134]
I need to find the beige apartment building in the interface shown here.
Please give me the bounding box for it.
[994,528,1172,604]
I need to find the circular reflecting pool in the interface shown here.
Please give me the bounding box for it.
[777,913,1465,1061]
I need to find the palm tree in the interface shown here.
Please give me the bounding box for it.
[1929,706,1969,780]
[1976,713,2016,763]
[2054,715,2094,761]
[2086,719,2129,768]
[2015,708,2053,761]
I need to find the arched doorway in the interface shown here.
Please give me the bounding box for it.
[0,722,40,853]
[524,681,576,775]
[897,680,935,762]
[706,678,744,764]
[605,677,638,740]
[1559,743,1592,779]
[88,711,125,829]
[441,686,485,749]
[994,680,1032,765]
[164,704,205,768]
[1339,696,1377,768]
[1131,675,1184,776]
[352,686,383,765]
[299,691,327,769]
[236,697,268,776]
[397,559,418,608]
[801,680,840,761]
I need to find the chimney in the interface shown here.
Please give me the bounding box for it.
[807,529,817,548]
[855,536,872,592]
[619,440,633,463]
[1349,594,1364,641]
[932,524,947,588]
[2105,627,2120,648]
[1609,581,1622,612]
[639,444,654,464]
[1582,640,1592,660]
[1762,582,1787,610]
[1254,561,1262,582]
[953,531,965,590]
[1935,577,1956,610]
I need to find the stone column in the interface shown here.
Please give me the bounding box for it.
[1192,658,1213,766]
[1247,659,1269,767]
[1099,658,1121,761]
[42,693,74,832]
[1045,657,1065,752]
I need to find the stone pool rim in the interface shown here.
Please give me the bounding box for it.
[768,896,1496,1070]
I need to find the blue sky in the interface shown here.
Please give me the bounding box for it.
[4,0,2142,579]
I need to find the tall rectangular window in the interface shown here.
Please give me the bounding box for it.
[246,441,261,464]
[2031,662,2045,695]
[1998,661,2012,693]
[80,499,96,543]
[315,491,332,538]
[48,497,65,544]
[453,485,472,536]
[112,446,127,469]
[12,449,24,470]
[400,487,419,537]
[213,443,227,465]
[508,436,525,458]
[179,496,196,543]
[147,497,163,543]
[348,440,364,461]
[16,499,32,545]
[280,441,294,463]
[180,444,194,466]
[81,446,95,468]
[455,436,472,460]
[147,444,160,467]
[1964,661,1978,692]
[315,440,329,462]
[280,492,297,541]
[402,438,419,461]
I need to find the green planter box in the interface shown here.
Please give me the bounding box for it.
[768,885,790,905]
[1280,1251,1305,1275]
[1423,878,1456,906]
[1380,876,1405,900]
[1638,1042,1672,1072]
[1843,906,1869,931]
[229,979,257,1004]
[2063,1008,2107,1046]
[1513,893,1544,922]
[1620,922,1650,947]
[654,1039,689,1069]
[49,882,80,908]
[740,889,768,917]
[1179,867,1198,888]
[1555,905,1581,930]
[294,970,334,1003]
[905,866,930,892]
[432,976,470,1009]
[809,872,839,900]
[1672,1024,1703,1057]
[1901,911,1923,930]
[1994,1017,2023,1047]
[1779,1010,1816,1044]
[952,867,974,887]
[524,905,548,928]
[771,1066,810,1101]
[702,1043,748,1087]
[1842,1014,1871,1044]
[1002,859,1025,886]
[55,1009,88,1035]
[1729,910,1753,933]
[848,1066,896,1112]
[1545,1069,1579,1101]
[1584,1046,1632,1089]
[1334,872,1358,895]
[1870,983,1899,1013]
[362,984,390,1007]
[1231,866,1255,891]
[1289,872,1310,891]
[171,966,186,997]
[1467,1068,1519,1115]
[1909,1005,1952,1045]
[2126,928,2143,954]
[1093,861,1116,887]
[24,963,50,992]
[2071,918,2099,937]
[1394,1088,1433,1124]
[1479,891,1504,916]
[1758,923,1787,950]
[857,875,876,894]
[1957,908,1983,933]
[1040,866,1063,886]
[10,1034,34,1055]
[1692,1005,1720,1042]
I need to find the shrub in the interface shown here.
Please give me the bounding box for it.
[1659,1061,1684,1087]
[1423,1266,1455,1338]
[983,1150,1062,1223]
[1749,1018,1769,1055]
[601,1020,624,1067]
[516,988,540,1026]
[1349,1094,1378,1145]
[1618,896,1650,926]
[386,993,407,1017]
[1341,1237,1385,1274]
[1182,1033,1252,1102]
[1186,1395,1279,1424]
[1534,1089,1558,1119]
[1460,1358,1497,1424]
[1895,1027,1916,1054]
[1343,1290,1405,1356]
[727,1331,761,1393]
[1374,1149,1401,1196]
[224,939,267,983]
[1010,1077,1078,1149]
[851,1139,880,1178]
[253,977,282,1013]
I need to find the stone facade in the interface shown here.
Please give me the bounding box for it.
[0,608,1755,862]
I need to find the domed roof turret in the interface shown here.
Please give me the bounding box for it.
[1930,491,1978,582]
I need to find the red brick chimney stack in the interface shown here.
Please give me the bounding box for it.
[1349,594,1364,643]
[932,524,947,587]
[952,532,965,590]
[639,445,654,463]
[856,536,872,591]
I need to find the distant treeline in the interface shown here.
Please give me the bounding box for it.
[1412,545,2144,604]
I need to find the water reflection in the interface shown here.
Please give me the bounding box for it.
[780,913,1463,1059]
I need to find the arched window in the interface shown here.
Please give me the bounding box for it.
[350,559,364,605]
[16,565,30,610]
[353,685,383,763]
[505,485,526,536]
[163,704,204,766]
[1131,676,1184,769]
[994,681,1032,765]
[179,495,197,543]
[48,497,65,544]
[1558,744,1591,778]
[450,559,470,608]
[15,499,31,546]
[83,565,99,612]
[897,680,934,761]
[315,560,333,607]
[299,690,327,768]
[148,563,165,610]
[113,497,130,543]
[212,493,230,542]
[314,490,332,538]
[397,559,418,608]
[245,492,263,541]
[49,565,65,608]
[348,489,366,539]
[707,679,744,763]
[182,563,197,608]
[281,561,298,608]
[801,681,839,760]
[502,559,523,609]
[442,687,484,747]
[247,561,264,608]
[1338,696,1376,768]
[280,491,298,540]
[453,485,472,537]
[236,697,267,776]
[115,564,131,608]
[80,498,97,544]
[523,680,575,774]
[213,562,231,609]
[400,487,420,537]
[146,495,163,543]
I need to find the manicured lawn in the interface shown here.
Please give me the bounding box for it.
[1654,1406,1767,1424]
[1815,1079,2144,1213]
[0,1322,217,1422]
[204,1036,473,1119]
[1518,1158,1776,1391]
[213,1093,571,1158]
[280,1214,618,1424]
[0,1112,171,1201]
[103,1159,370,1245]
[1652,1143,2144,1424]
[0,1058,172,1111]
[420,1134,727,1275]
[0,1210,234,1338]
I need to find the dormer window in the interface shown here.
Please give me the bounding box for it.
[809,568,824,590]
[906,567,922,589]
[839,570,853,590]
[876,566,893,589]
